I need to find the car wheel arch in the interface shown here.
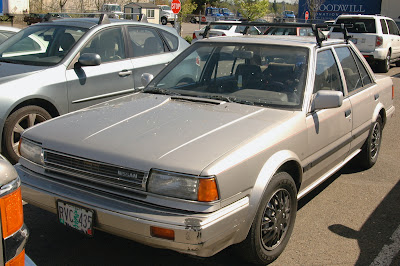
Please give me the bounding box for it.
[8,98,60,119]
[372,103,387,129]
[233,150,302,243]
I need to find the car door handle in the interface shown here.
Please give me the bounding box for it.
[345,109,351,117]
[119,70,132,77]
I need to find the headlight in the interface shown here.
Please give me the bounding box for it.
[147,169,219,202]
[18,138,43,165]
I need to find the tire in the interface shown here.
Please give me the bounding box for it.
[395,60,400,67]
[190,17,197,24]
[377,51,391,73]
[238,172,297,265]
[3,106,51,164]
[356,115,383,169]
[161,17,167,25]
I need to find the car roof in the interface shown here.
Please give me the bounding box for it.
[0,26,20,33]
[28,17,180,34]
[197,35,345,48]
[337,14,392,20]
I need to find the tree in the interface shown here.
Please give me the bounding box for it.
[59,0,68,12]
[177,0,197,35]
[306,0,326,20]
[272,0,278,15]
[234,0,269,21]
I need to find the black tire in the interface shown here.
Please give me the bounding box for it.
[3,106,51,164]
[190,17,197,24]
[161,17,167,25]
[377,51,391,73]
[395,60,400,67]
[356,115,383,169]
[238,172,297,265]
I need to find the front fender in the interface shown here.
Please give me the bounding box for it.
[233,150,302,243]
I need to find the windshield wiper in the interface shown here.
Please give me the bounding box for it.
[202,95,235,102]
[143,87,181,96]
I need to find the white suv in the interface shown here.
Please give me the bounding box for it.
[329,15,400,72]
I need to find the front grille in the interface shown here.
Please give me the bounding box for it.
[43,150,147,193]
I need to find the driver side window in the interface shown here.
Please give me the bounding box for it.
[313,49,343,93]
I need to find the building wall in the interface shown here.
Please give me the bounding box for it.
[381,0,400,19]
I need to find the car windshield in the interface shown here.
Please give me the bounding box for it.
[161,6,171,11]
[0,24,87,66]
[145,43,309,110]
[333,18,376,33]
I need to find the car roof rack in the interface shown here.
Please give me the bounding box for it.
[98,13,110,24]
[200,21,353,47]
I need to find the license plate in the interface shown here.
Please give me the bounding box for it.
[57,200,94,236]
[351,38,357,44]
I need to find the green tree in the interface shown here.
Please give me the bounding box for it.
[234,0,269,21]
[272,0,278,14]
[177,0,197,35]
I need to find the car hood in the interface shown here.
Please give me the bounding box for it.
[0,62,47,83]
[23,93,295,175]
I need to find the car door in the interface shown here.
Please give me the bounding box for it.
[386,19,400,59]
[66,26,135,112]
[303,48,352,189]
[126,26,173,89]
[334,46,376,152]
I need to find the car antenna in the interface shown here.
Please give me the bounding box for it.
[99,13,110,25]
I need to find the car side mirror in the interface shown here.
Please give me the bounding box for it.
[311,90,343,112]
[78,53,101,67]
[141,73,154,87]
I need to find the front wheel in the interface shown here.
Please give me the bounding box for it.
[3,106,51,164]
[238,172,297,265]
[161,17,167,25]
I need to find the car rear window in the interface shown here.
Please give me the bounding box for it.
[333,18,376,33]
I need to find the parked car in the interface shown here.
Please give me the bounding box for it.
[264,26,315,36]
[23,13,45,25]
[0,15,189,164]
[0,26,19,44]
[17,22,395,265]
[192,22,261,42]
[328,14,400,73]
[0,155,34,265]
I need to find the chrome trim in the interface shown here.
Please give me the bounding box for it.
[71,88,136,104]
[0,177,21,197]
[43,150,147,192]
[4,224,29,263]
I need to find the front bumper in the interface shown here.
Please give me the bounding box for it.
[17,164,249,257]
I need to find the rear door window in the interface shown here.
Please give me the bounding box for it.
[335,47,362,93]
[387,20,400,35]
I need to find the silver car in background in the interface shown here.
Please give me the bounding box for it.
[17,23,395,265]
[0,16,189,163]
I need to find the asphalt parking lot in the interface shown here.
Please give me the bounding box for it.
[21,65,400,265]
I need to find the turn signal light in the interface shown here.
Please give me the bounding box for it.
[198,178,219,202]
[150,226,175,240]
[5,248,25,266]
[0,187,23,238]
[393,85,395,100]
